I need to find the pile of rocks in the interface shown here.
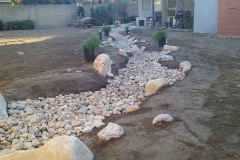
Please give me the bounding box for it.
[0,26,189,156]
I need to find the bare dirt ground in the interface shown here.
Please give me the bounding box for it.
[1,27,240,160]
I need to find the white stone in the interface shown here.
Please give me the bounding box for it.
[140,46,146,52]
[82,125,94,134]
[119,49,128,57]
[17,51,25,55]
[152,114,174,124]
[24,107,35,115]
[23,142,32,149]
[97,122,124,140]
[26,114,43,123]
[159,55,174,61]
[131,46,141,57]
[93,121,105,128]
[32,139,40,147]
[125,105,140,113]
[0,93,8,119]
[163,45,179,52]
[144,78,169,95]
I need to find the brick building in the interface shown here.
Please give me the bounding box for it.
[217,0,240,37]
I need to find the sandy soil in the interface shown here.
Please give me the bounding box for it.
[0,27,240,160]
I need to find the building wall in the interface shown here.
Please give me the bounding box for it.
[0,3,137,28]
[217,0,240,37]
[138,0,162,17]
[194,0,219,33]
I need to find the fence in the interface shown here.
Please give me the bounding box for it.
[0,3,137,28]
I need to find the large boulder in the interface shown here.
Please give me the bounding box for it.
[179,61,192,73]
[97,122,124,140]
[93,54,114,78]
[0,136,94,160]
[144,78,169,96]
[0,94,8,119]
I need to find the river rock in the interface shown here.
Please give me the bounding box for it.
[119,49,128,57]
[125,105,140,113]
[97,122,124,140]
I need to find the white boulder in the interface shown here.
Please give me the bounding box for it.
[119,49,128,57]
[152,114,173,124]
[163,45,179,52]
[0,94,8,119]
[97,122,124,140]
[144,78,169,95]
[93,54,114,77]
[179,61,192,73]
[0,136,94,160]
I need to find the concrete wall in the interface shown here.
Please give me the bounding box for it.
[194,0,219,33]
[218,0,240,37]
[0,3,137,28]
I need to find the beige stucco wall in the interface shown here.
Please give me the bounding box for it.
[0,3,137,28]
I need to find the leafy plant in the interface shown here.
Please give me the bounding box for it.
[90,4,113,26]
[125,26,129,34]
[102,26,111,32]
[98,29,103,36]
[2,22,8,31]
[98,29,103,40]
[154,30,167,41]
[80,36,100,55]
[7,19,35,30]
[183,17,194,29]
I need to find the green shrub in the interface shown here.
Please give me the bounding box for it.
[8,19,35,30]
[154,30,167,41]
[183,18,194,29]
[80,36,100,55]
[102,26,111,32]
[2,22,8,31]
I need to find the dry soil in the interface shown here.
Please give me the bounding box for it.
[0,27,240,160]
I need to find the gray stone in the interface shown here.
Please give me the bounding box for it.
[0,136,94,160]
[0,94,8,119]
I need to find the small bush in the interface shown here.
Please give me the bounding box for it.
[8,19,35,30]
[80,36,101,54]
[154,30,167,41]
[102,26,111,32]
